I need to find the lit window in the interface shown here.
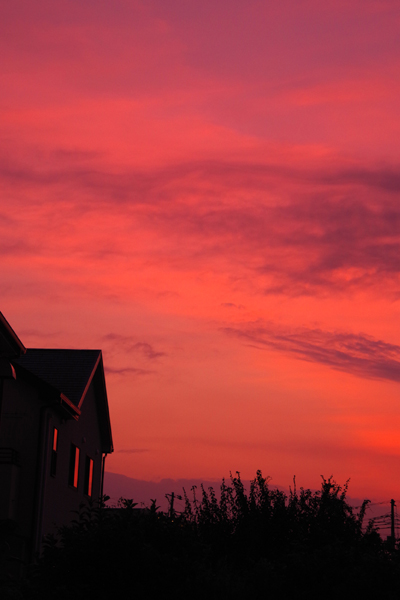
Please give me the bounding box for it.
[84,456,94,497]
[50,428,58,477]
[68,444,80,488]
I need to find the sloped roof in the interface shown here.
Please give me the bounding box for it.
[0,312,26,358]
[14,348,113,453]
[15,349,101,407]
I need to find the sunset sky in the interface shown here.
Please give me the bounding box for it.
[2,0,400,502]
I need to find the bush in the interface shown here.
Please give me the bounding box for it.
[24,474,400,599]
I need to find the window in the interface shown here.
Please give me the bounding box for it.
[68,444,80,488]
[50,427,58,477]
[84,456,94,497]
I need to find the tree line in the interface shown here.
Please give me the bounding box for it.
[3,471,400,599]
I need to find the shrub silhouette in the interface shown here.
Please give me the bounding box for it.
[22,473,400,600]
[182,472,373,557]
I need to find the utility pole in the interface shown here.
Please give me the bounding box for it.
[165,492,182,519]
[391,499,396,548]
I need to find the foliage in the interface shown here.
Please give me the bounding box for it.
[20,475,400,599]
[182,472,375,557]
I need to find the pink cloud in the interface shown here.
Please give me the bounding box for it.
[102,335,166,359]
[105,366,153,377]
[2,0,400,501]
[1,153,400,301]
[223,322,400,383]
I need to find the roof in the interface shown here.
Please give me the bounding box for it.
[14,348,113,453]
[0,312,26,358]
[14,349,101,407]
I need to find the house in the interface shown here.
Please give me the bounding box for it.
[0,312,113,568]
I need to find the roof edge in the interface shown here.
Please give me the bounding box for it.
[60,392,81,419]
[77,350,102,410]
[0,312,26,357]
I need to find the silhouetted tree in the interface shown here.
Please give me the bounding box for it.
[18,474,400,600]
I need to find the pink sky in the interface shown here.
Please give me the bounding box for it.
[2,0,400,501]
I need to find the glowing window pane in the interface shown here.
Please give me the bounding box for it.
[50,428,58,477]
[69,444,80,488]
[52,428,58,452]
[85,456,94,497]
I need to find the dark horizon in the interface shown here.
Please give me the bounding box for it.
[104,470,397,539]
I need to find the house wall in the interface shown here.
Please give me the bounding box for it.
[0,376,43,562]
[0,460,20,520]
[40,380,104,541]
[0,374,105,562]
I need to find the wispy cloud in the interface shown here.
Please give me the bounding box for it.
[104,366,153,377]
[102,334,166,359]
[3,155,400,299]
[224,322,400,383]
[221,302,245,309]
[101,334,165,377]
[2,0,400,500]
[131,342,166,360]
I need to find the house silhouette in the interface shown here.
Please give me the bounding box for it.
[0,312,113,569]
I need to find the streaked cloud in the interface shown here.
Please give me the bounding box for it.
[224,322,400,383]
[2,0,400,502]
[104,366,153,377]
[102,334,166,359]
[2,155,400,298]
